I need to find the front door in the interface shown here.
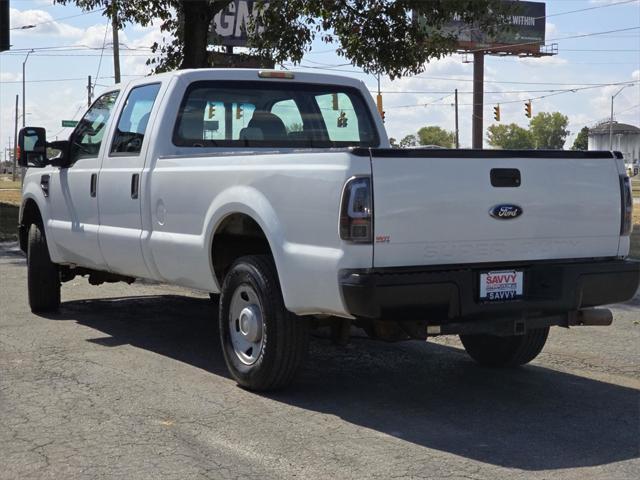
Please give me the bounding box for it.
[47,90,120,270]
[97,83,162,278]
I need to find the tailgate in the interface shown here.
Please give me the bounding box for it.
[370,150,622,268]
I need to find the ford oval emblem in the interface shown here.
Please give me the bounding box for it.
[490,204,523,220]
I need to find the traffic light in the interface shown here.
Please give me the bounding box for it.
[337,111,348,128]
[493,105,500,122]
[381,111,386,123]
[525,100,532,119]
[0,0,9,52]
[236,104,243,120]
[208,103,216,119]
[332,93,339,111]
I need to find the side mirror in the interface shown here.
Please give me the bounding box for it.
[18,127,47,168]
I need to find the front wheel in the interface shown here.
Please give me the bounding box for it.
[459,327,549,367]
[219,255,309,391]
[27,223,61,313]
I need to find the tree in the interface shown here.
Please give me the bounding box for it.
[55,0,235,70]
[571,126,589,151]
[389,137,398,148]
[529,112,570,150]
[417,126,455,148]
[57,0,513,74]
[399,134,419,148]
[487,123,534,150]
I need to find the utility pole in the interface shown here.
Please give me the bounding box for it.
[454,89,459,149]
[87,75,93,107]
[22,49,34,128]
[111,0,121,83]
[472,52,484,149]
[610,85,628,151]
[13,94,18,182]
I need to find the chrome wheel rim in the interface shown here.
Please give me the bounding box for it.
[229,285,264,365]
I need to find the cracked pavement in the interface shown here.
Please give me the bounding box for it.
[1,241,638,479]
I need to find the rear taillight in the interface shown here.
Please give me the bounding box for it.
[340,177,372,243]
[620,175,633,236]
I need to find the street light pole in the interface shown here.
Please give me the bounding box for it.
[22,49,34,128]
[610,85,629,151]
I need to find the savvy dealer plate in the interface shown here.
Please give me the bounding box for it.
[479,270,524,301]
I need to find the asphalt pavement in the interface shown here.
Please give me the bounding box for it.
[1,241,639,479]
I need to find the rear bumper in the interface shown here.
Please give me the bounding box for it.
[339,259,640,321]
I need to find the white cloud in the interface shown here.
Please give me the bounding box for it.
[121,19,165,76]
[73,22,127,49]
[10,7,84,38]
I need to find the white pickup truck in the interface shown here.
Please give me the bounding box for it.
[17,69,640,391]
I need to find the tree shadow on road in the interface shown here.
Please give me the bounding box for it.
[46,294,639,472]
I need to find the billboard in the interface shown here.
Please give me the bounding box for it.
[208,0,269,47]
[417,1,546,56]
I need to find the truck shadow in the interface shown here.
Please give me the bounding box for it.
[49,294,639,472]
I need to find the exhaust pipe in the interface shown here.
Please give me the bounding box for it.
[569,308,613,327]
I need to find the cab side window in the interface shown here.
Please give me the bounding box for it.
[69,90,119,163]
[110,83,161,155]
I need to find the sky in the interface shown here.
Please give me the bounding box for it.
[0,0,639,157]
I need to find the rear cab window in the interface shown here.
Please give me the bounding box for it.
[172,81,379,148]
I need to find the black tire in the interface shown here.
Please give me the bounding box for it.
[460,327,549,367]
[27,223,60,313]
[219,255,309,391]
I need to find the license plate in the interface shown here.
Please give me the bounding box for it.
[479,270,524,301]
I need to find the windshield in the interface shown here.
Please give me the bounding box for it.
[173,81,379,148]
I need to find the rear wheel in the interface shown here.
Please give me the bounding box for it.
[219,255,309,391]
[27,223,60,313]
[459,327,549,367]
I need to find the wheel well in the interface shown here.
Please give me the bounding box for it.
[19,199,42,253]
[212,213,273,287]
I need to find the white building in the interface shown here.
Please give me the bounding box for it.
[588,121,640,163]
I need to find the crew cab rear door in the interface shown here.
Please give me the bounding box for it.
[370,150,623,268]
[97,82,162,277]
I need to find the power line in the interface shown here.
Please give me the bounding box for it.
[0,74,142,84]
[385,81,639,110]
[93,20,111,94]
[4,44,152,53]
[465,26,640,54]
[561,49,640,52]
[545,0,638,19]
[10,8,105,30]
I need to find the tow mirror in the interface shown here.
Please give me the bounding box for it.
[17,127,47,168]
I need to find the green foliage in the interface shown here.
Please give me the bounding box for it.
[487,123,534,150]
[417,126,455,148]
[529,112,570,150]
[254,0,512,79]
[56,0,512,76]
[571,126,589,151]
[54,0,234,71]
[399,134,419,148]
